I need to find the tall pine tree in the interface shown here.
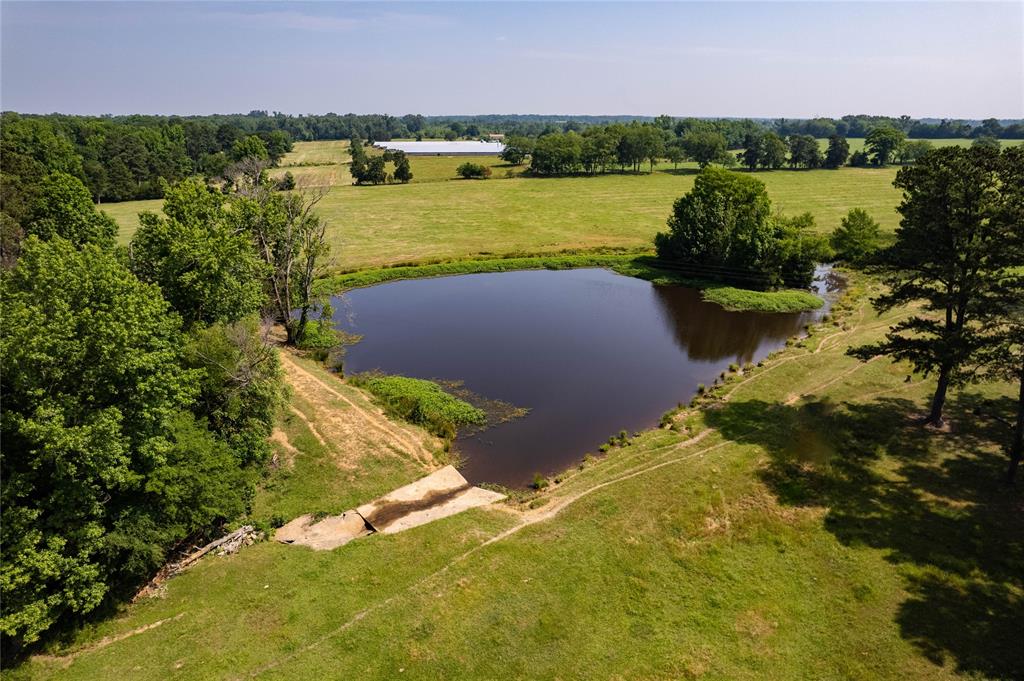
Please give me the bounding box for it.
[850,146,1009,426]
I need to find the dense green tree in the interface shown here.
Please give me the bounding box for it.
[29,173,117,247]
[276,171,296,191]
[665,139,686,169]
[680,130,731,169]
[230,135,269,162]
[654,169,775,286]
[185,318,282,467]
[499,136,533,165]
[257,130,293,163]
[740,134,763,171]
[0,237,249,649]
[830,208,882,263]
[530,132,583,175]
[850,146,1011,426]
[581,129,618,174]
[849,149,871,167]
[972,136,1001,152]
[896,139,934,164]
[131,180,268,328]
[768,212,831,288]
[456,162,491,179]
[348,137,368,184]
[655,169,822,288]
[362,156,388,185]
[972,118,1003,139]
[616,125,647,172]
[759,132,788,169]
[393,153,413,183]
[786,134,823,168]
[865,125,906,166]
[823,135,850,169]
[978,147,1024,482]
[641,126,665,171]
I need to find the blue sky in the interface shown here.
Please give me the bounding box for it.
[2,1,1022,118]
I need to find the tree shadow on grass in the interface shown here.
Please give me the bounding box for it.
[704,393,1023,680]
[655,167,700,176]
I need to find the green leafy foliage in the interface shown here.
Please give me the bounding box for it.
[680,129,732,169]
[830,208,882,264]
[786,134,822,168]
[185,318,283,468]
[499,135,534,165]
[850,145,1020,425]
[654,168,823,288]
[230,135,269,162]
[865,126,906,166]
[1,237,199,646]
[131,179,269,328]
[456,162,492,179]
[351,374,485,439]
[823,135,850,169]
[26,172,117,248]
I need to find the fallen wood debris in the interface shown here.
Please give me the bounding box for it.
[133,526,262,600]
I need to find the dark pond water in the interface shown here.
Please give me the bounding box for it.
[330,268,838,488]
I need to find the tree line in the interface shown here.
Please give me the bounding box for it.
[0,112,296,203]
[4,110,1020,205]
[506,120,996,176]
[0,145,333,657]
[773,114,1024,140]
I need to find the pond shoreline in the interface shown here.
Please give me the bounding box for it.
[314,250,826,313]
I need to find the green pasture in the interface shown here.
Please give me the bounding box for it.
[18,277,1021,681]
[108,165,901,272]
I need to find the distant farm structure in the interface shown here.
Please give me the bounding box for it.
[372,140,505,156]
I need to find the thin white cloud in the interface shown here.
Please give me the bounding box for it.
[197,7,454,34]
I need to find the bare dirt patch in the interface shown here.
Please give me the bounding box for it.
[279,351,437,468]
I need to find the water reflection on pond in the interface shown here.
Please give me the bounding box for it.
[330,267,838,487]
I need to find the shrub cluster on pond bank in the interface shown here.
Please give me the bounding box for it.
[349,374,485,440]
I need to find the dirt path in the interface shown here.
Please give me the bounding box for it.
[246,295,930,678]
[279,352,436,468]
[35,613,186,668]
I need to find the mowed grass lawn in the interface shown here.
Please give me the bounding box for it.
[108,164,901,271]
[19,279,1022,680]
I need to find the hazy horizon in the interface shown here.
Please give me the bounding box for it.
[2,1,1022,119]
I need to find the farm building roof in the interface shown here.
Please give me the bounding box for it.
[373,140,505,155]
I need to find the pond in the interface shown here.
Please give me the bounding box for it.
[329,267,839,488]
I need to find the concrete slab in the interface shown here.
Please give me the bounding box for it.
[358,465,505,534]
[275,466,505,550]
[274,510,372,550]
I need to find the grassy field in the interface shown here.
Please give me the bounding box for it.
[278,139,349,166]
[16,276,1021,680]
[108,164,901,272]
[108,137,1021,272]
[820,137,1018,154]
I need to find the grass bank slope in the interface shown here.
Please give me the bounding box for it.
[18,276,1021,681]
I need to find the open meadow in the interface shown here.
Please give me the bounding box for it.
[17,277,1022,681]
[108,159,902,271]
[109,138,1020,274]
[25,136,1021,681]
[5,1,1023,677]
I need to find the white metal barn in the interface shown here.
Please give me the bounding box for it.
[372,140,506,156]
